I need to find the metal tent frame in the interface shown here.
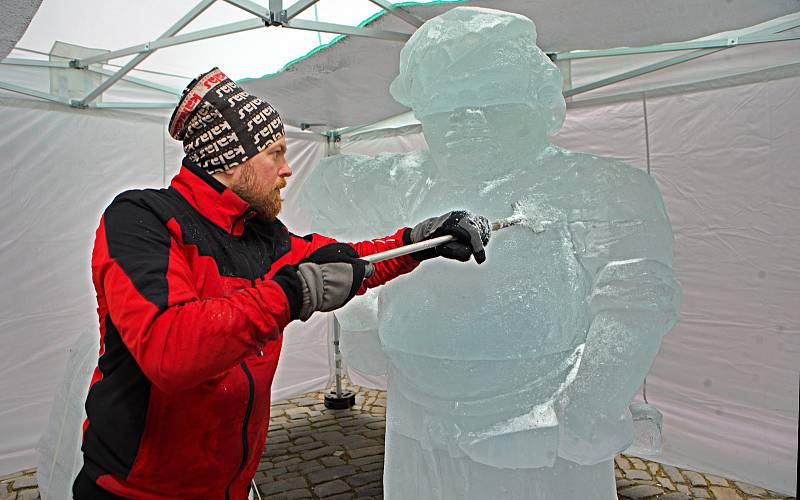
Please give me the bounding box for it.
[1,0,797,118]
[0,0,422,110]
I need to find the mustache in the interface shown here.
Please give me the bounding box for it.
[275,178,287,190]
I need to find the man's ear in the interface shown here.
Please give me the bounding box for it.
[212,165,240,187]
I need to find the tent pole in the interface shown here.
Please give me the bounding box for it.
[562,17,800,98]
[0,58,181,96]
[75,0,217,107]
[284,19,411,42]
[551,31,800,61]
[366,0,425,28]
[0,81,70,105]
[223,0,412,41]
[0,58,70,69]
[285,0,320,20]
[564,48,725,98]
[324,313,355,409]
[333,315,343,398]
[75,19,263,67]
[93,102,176,109]
[321,128,352,410]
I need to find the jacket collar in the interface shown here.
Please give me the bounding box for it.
[170,158,255,236]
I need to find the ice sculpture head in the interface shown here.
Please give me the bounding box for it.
[390,7,566,165]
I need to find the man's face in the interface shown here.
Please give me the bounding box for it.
[229,138,292,221]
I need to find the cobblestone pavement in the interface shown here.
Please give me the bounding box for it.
[1,386,795,500]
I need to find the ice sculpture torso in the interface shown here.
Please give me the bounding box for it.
[378,142,676,457]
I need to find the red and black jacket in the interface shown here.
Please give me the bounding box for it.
[81,159,418,499]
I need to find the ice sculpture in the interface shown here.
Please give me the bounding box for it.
[300,7,681,499]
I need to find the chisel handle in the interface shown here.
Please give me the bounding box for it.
[360,218,518,264]
[361,215,523,265]
[361,235,455,264]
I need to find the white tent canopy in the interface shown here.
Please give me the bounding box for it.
[0,0,797,496]
[240,0,800,128]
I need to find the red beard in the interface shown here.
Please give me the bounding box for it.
[231,162,287,221]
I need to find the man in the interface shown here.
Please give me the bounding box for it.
[72,67,491,499]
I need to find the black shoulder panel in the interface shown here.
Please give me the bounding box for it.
[108,188,301,284]
[104,190,172,310]
[171,199,294,280]
[82,316,151,480]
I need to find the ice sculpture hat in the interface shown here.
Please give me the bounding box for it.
[390,7,566,135]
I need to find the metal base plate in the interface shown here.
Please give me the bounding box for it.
[324,390,356,410]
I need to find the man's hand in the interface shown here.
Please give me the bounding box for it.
[295,243,373,321]
[408,210,491,264]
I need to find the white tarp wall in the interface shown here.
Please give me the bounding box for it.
[337,73,800,495]
[0,91,332,478]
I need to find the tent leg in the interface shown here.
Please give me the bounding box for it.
[321,133,352,410]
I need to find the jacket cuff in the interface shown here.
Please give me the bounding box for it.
[272,265,303,321]
[402,227,413,246]
[403,227,436,262]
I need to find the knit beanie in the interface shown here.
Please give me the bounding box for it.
[168,67,285,174]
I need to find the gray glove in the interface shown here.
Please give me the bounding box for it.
[408,210,491,263]
[296,243,374,321]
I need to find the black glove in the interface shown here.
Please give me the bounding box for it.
[406,210,491,264]
[294,243,373,321]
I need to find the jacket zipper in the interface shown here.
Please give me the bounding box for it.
[225,362,256,500]
[236,213,265,357]
[224,207,261,499]
[230,208,255,237]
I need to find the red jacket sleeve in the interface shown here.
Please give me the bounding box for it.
[93,198,300,394]
[301,227,420,294]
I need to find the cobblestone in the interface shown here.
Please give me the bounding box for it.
[16,491,39,500]
[625,469,653,481]
[658,476,676,490]
[319,456,346,467]
[1,384,794,500]
[10,477,36,491]
[685,470,709,487]
[313,479,350,497]
[271,489,312,500]
[706,474,730,487]
[618,484,663,498]
[737,482,770,496]
[308,466,358,485]
[261,476,309,495]
[665,464,686,484]
[346,470,383,487]
[711,486,744,500]
[347,445,384,460]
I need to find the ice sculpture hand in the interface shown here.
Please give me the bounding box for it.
[407,210,491,263]
[295,243,372,321]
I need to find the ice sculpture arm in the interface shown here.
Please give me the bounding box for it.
[298,151,432,379]
[299,152,432,240]
[558,166,681,465]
